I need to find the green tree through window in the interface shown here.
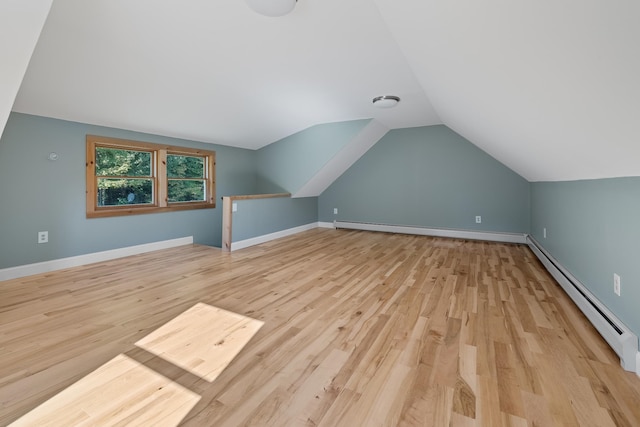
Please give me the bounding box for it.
[167,154,205,203]
[86,135,216,218]
[95,147,153,206]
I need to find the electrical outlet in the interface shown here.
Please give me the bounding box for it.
[475,216,481,224]
[614,273,621,296]
[38,231,48,244]
[543,227,547,238]
[232,202,237,212]
[334,208,338,215]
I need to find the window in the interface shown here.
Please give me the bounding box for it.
[167,154,206,203]
[86,135,215,218]
[95,146,154,207]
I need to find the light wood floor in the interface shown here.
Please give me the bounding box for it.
[2,229,640,426]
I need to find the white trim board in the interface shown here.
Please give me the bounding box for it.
[333,221,527,244]
[317,222,335,229]
[231,222,321,251]
[0,237,194,282]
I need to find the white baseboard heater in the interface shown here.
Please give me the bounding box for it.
[333,221,527,244]
[527,236,637,372]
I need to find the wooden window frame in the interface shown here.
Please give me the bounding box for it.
[86,135,216,218]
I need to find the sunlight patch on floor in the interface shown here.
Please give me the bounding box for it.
[10,303,263,426]
[10,354,201,427]
[135,303,264,382]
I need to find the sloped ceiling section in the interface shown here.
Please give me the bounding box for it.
[373,0,640,182]
[9,1,639,182]
[12,0,439,150]
[0,0,53,140]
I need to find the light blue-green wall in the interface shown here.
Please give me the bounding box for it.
[0,113,258,269]
[319,125,530,233]
[255,119,371,194]
[232,197,318,242]
[531,178,640,337]
[4,111,638,347]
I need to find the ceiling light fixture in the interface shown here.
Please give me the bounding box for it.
[372,95,400,108]
[245,0,297,17]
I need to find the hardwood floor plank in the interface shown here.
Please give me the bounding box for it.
[2,229,640,426]
[521,390,555,427]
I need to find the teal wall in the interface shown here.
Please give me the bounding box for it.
[530,178,640,337]
[255,119,370,194]
[3,112,638,346]
[0,113,257,269]
[232,197,318,242]
[318,125,530,233]
[4,109,639,361]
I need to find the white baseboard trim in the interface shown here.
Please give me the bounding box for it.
[636,351,640,378]
[317,221,336,229]
[333,221,527,244]
[231,222,321,251]
[0,237,194,282]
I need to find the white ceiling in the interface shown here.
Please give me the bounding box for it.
[373,0,640,182]
[12,0,439,149]
[10,0,640,181]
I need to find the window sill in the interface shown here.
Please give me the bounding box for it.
[86,202,216,218]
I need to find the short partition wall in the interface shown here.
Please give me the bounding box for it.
[221,193,319,251]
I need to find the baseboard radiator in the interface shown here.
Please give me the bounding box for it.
[527,236,637,372]
[333,221,527,244]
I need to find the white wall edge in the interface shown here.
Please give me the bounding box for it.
[0,236,194,282]
[334,221,527,244]
[637,351,640,378]
[231,222,320,251]
[0,0,54,141]
[293,119,389,198]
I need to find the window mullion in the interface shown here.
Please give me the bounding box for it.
[158,149,167,208]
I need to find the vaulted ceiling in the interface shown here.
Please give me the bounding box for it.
[5,0,640,182]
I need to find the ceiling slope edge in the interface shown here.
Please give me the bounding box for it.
[294,119,389,198]
[0,0,53,141]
